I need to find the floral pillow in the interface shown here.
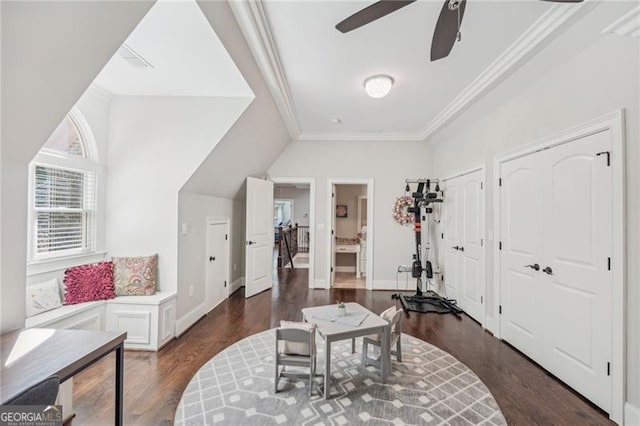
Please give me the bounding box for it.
[112,254,158,296]
[26,278,63,317]
[64,261,115,305]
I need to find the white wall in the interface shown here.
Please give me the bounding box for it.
[177,191,243,323]
[274,186,310,226]
[0,0,153,333]
[268,141,430,288]
[335,184,367,238]
[105,96,251,295]
[428,7,640,409]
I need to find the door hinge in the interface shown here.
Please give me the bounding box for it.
[499,178,502,187]
[481,296,484,304]
[332,192,335,198]
[225,234,228,240]
[499,305,502,315]
[224,280,227,288]
[499,241,502,250]
[596,151,611,167]
[608,257,611,271]
[481,182,483,190]
[442,275,444,282]
[331,267,334,273]
[441,233,444,240]
[481,238,484,247]
[331,229,334,235]
[607,362,611,376]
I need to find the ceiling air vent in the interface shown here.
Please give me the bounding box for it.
[117,43,154,69]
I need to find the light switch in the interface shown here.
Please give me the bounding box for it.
[181,222,188,235]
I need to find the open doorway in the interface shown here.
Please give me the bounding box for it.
[271,178,316,288]
[328,179,373,289]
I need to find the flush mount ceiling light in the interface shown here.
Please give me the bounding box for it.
[364,75,394,99]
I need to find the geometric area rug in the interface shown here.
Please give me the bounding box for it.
[175,329,507,425]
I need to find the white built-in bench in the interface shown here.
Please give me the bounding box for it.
[25,292,177,351]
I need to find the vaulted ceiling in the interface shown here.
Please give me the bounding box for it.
[232,0,599,142]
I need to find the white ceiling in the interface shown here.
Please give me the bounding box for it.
[262,0,554,137]
[94,0,252,97]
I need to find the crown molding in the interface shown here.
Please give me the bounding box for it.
[232,0,594,143]
[418,0,596,141]
[602,5,640,38]
[229,0,301,139]
[297,131,423,142]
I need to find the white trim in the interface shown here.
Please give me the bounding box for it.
[314,278,326,288]
[492,110,626,424]
[27,251,108,277]
[229,0,301,139]
[441,165,487,328]
[270,177,316,289]
[206,218,231,311]
[602,5,640,38]
[625,402,640,426]
[419,2,594,141]
[230,277,245,295]
[176,302,206,337]
[326,178,374,290]
[233,0,592,143]
[357,195,367,234]
[483,315,499,336]
[372,280,403,291]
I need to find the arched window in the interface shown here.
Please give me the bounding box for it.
[29,108,98,260]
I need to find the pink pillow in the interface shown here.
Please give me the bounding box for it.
[64,261,115,304]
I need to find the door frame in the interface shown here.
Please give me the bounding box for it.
[492,110,625,424]
[205,217,231,311]
[270,177,316,289]
[326,178,374,290]
[441,165,486,327]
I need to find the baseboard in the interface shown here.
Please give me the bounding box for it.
[625,402,640,425]
[335,266,356,273]
[176,302,206,337]
[230,277,245,295]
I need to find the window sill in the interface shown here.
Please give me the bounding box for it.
[27,251,108,277]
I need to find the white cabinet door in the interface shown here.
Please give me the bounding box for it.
[499,130,613,413]
[442,180,461,302]
[459,172,484,323]
[500,150,545,362]
[245,177,274,298]
[540,130,612,412]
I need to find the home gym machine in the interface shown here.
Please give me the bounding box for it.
[392,178,463,316]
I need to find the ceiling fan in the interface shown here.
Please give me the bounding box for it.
[335,0,584,62]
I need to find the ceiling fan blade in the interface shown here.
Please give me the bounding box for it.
[430,0,467,61]
[336,0,416,33]
[539,0,583,2]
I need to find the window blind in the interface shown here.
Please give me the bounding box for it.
[33,165,96,255]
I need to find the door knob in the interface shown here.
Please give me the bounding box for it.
[453,246,460,250]
[247,240,255,245]
[525,263,540,271]
[459,246,464,252]
[209,256,216,262]
[543,266,553,275]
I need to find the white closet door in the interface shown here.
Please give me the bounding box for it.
[500,150,545,362]
[442,180,461,302]
[459,172,484,323]
[540,130,612,411]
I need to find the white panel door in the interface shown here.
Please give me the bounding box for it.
[330,184,336,287]
[245,177,274,298]
[540,130,612,411]
[459,172,484,323]
[206,222,227,312]
[500,151,545,362]
[442,180,461,302]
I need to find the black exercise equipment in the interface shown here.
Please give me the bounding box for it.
[392,178,463,317]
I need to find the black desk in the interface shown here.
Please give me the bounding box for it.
[1,328,127,425]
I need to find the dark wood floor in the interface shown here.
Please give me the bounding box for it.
[72,269,611,425]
